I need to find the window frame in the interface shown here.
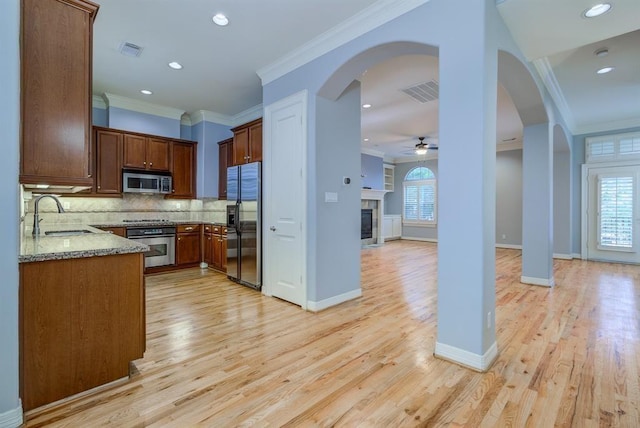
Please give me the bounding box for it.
[402,167,437,227]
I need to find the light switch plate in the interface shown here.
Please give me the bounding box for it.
[325,192,338,203]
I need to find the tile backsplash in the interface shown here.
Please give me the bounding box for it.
[23,193,233,226]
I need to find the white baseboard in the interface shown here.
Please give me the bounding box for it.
[496,243,522,249]
[400,236,438,243]
[521,275,555,287]
[572,253,583,260]
[434,341,498,372]
[0,400,23,428]
[553,253,573,260]
[307,288,362,312]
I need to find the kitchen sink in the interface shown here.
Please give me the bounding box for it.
[44,229,94,237]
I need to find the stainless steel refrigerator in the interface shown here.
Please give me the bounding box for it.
[226,162,261,290]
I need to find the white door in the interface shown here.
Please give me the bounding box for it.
[263,91,307,307]
[586,166,640,263]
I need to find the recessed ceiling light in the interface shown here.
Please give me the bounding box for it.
[583,3,612,18]
[596,66,615,74]
[168,61,183,70]
[140,89,153,95]
[364,138,369,142]
[212,13,229,26]
[362,104,372,109]
[594,48,609,57]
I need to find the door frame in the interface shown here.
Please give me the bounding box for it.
[581,160,640,261]
[262,90,308,309]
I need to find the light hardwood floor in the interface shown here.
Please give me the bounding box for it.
[25,241,640,427]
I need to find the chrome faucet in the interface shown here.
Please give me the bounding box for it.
[32,195,65,236]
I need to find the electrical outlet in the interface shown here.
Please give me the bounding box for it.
[63,239,70,248]
[63,201,71,210]
[501,234,506,240]
[176,202,181,209]
[487,311,492,329]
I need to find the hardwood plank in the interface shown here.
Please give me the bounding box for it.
[25,242,640,427]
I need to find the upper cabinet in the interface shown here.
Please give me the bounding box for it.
[94,128,122,195]
[20,0,99,188]
[169,141,197,199]
[232,119,262,165]
[218,138,233,200]
[123,135,170,171]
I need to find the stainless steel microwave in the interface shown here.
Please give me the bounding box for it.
[122,170,172,194]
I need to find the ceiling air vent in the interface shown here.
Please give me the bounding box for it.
[119,42,143,57]
[401,80,439,103]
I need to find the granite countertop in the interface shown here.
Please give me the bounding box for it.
[89,220,227,228]
[20,224,149,263]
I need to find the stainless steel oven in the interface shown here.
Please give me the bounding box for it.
[126,226,176,268]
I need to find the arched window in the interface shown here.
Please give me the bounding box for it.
[403,166,437,226]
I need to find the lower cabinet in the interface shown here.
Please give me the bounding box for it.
[20,253,145,411]
[383,215,402,240]
[97,226,126,237]
[203,224,227,272]
[176,224,201,266]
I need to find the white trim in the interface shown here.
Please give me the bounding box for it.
[401,236,438,243]
[262,90,308,310]
[189,110,233,127]
[361,147,385,158]
[553,253,573,260]
[0,400,23,428]
[496,243,522,249]
[361,189,387,200]
[581,164,588,260]
[572,253,582,259]
[257,0,430,85]
[231,104,263,126]
[521,276,555,287]
[180,115,192,126]
[307,288,362,312]
[533,58,577,134]
[434,341,498,372]
[392,152,438,163]
[103,93,185,120]
[92,94,106,110]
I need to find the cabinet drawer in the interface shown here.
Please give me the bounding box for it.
[177,224,200,233]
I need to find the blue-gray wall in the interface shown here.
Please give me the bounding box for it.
[180,124,192,140]
[360,153,383,189]
[108,107,181,139]
[571,125,640,254]
[92,106,108,127]
[191,120,233,198]
[1,0,21,421]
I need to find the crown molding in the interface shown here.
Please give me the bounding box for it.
[532,58,576,133]
[361,147,385,158]
[180,115,192,126]
[103,93,185,120]
[574,116,640,136]
[257,0,430,85]
[231,104,263,126]
[92,94,106,109]
[496,140,523,152]
[392,152,439,163]
[189,110,233,126]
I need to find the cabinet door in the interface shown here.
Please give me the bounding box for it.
[20,0,97,187]
[95,129,122,194]
[212,234,223,270]
[170,142,196,198]
[233,127,249,165]
[218,139,232,199]
[221,235,228,272]
[176,233,201,265]
[146,138,170,171]
[248,121,262,163]
[203,233,213,265]
[123,134,147,169]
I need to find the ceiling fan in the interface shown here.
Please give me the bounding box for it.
[405,136,438,155]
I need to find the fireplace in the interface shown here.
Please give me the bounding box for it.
[361,189,387,246]
[361,209,373,239]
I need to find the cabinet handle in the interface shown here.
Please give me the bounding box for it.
[185,227,193,231]
[150,162,153,167]
[97,185,101,189]
[143,161,146,165]
[178,237,181,241]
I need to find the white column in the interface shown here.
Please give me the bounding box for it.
[522,123,554,285]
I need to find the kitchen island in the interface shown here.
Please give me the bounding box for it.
[19,224,148,411]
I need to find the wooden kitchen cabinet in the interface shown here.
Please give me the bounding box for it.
[169,141,197,199]
[20,0,99,188]
[218,138,233,199]
[97,226,126,237]
[176,224,201,266]
[123,134,170,171]
[232,118,262,165]
[95,128,122,194]
[20,253,144,411]
[204,224,227,272]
